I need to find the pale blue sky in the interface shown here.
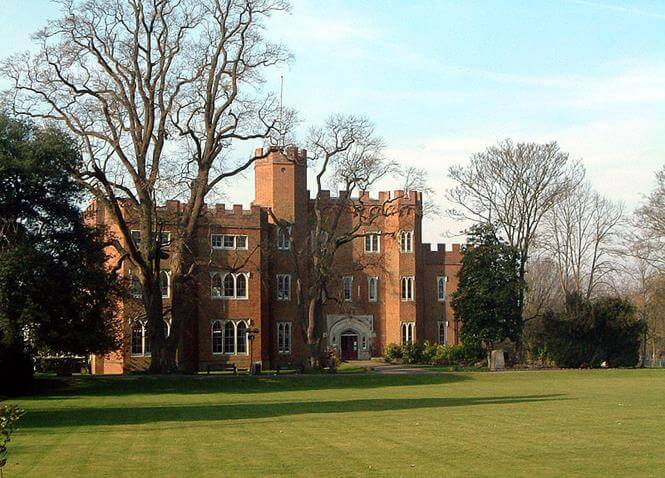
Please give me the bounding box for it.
[2,0,664,242]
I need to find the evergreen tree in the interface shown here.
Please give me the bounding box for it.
[0,114,122,391]
[451,223,522,363]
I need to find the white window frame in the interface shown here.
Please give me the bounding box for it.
[343,276,353,302]
[437,276,447,302]
[211,272,249,300]
[159,231,171,248]
[401,276,414,301]
[211,234,224,249]
[160,270,171,298]
[211,234,248,250]
[277,274,291,301]
[401,321,415,345]
[438,320,447,344]
[277,225,291,250]
[215,319,250,356]
[368,276,378,302]
[130,320,151,357]
[211,320,224,354]
[364,233,380,253]
[234,235,248,250]
[400,230,413,253]
[277,321,292,354]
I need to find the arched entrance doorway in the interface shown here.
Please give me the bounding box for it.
[340,330,359,361]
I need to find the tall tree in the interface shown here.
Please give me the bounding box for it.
[541,182,624,300]
[451,223,522,365]
[447,139,583,319]
[272,114,427,367]
[633,165,665,271]
[1,0,290,372]
[0,113,122,390]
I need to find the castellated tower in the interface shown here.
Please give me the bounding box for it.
[253,145,308,223]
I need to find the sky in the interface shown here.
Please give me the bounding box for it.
[1,0,664,244]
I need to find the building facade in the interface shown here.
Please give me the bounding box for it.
[90,146,462,374]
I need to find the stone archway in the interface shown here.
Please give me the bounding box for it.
[326,315,374,360]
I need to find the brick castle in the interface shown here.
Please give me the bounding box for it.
[90,146,462,373]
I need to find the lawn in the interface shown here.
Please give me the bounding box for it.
[6,369,665,477]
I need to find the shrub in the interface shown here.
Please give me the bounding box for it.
[431,343,485,365]
[384,343,402,362]
[401,342,424,364]
[0,405,25,474]
[543,294,644,368]
[422,341,438,364]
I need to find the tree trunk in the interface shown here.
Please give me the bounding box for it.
[306,297,323,368]
[144,280,169,374]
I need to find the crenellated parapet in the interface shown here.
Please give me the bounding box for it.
[254,145,308,164]
[421,242,464,265]
[308,189,423,207]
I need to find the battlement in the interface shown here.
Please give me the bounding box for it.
[209,203,263,217]
[309,189,422,205]
[254,145,307,164]
[421,242,463,264]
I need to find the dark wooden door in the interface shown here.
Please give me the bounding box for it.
[340,334,358,361]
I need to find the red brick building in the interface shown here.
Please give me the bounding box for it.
[91,146,462,374]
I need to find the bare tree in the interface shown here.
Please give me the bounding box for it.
[271,114,428,367]
[447,139,584,318]
[523,255,564,321]
[540,182,624,300]
[1,0,290,372]
[633,166,665,271]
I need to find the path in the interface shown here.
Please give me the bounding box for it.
[350,360,430,374]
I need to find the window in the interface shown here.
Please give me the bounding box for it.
[159,231,171,248]
[236,321,248,354]
[130,230,142,247]
[277,274,291,301]
[211,234,224,249]
[438,320,447,344]
[364,233,380,253]
[160,271,170,298]
[368,277,378,302]
[130,320,150,356]
[235,235,247,249]
[211,273,223,297]
[277,322,292,354]
[437,276,447,301]
[212,321,223,354]
[401,276,414,301]
[277,226,291,250]
[212,320,249,355]
[224,274,235,297]
[211,234,248,250]
[224,321,235,354]
[236,274,247,299]
[211,272,249,299]
[223,235,235,248]
[343,276,353,302]
[400,230,413,253]
[130,274,142,298]
[361,335,367,350]
[401,322,415,345]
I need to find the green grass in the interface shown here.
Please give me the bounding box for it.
[6,369,665,477]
